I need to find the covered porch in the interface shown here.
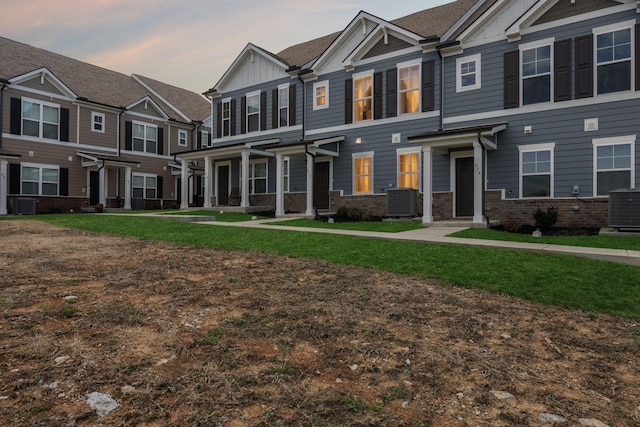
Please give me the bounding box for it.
[77,151,140,210]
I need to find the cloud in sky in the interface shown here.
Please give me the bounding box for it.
[1,0,452,94]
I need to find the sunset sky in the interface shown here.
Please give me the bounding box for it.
[1,0,453,95]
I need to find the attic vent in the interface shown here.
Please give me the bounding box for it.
[387,188,417,217]
[609,189,640,229]
[584,118,598,132]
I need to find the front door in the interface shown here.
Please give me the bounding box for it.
[89,171,99,206]
[455,157,474,217]
[314,161,330,210]
[217,165,230,205]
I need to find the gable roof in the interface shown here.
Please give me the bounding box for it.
[133,74,210,122]
[0,36,207,123]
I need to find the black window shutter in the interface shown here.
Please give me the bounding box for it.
[289,84,296,126]
[60,108,69,141]
[157,127,163,155]
[9,163,21,194]
[207,133,211,146]
[575,34,593,99]
[272,88,279,129]
[10,98,21,135]
[635,23,640,90]
[157,176,163,199]
[386,68,397,118]
[373,71,383,119]
[554,39,572,102]
[422,60,435,112]
[197,131,202,149]
[260,91,267,131]
[504,50,520,109]
[240,96,247,134]
[344,78,353,124]
[125,121,133,151]
[230,99,237,136]
[59,168,69,196]
[216,102,222,138]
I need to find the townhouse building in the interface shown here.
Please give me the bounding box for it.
[0,37,211,215]
[179,0,640,229]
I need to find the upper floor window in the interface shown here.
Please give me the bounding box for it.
[22,98,59,140]
[456,54,481,92]
[222,98,231,137]
[353,152,374,194]
[279,85,289,127]
[91,112,105,133]
[132,121,158,154]
[313,81,329,110]
[178,129,187,146]
[521,41,552,105]
[398,63,420,114]
[519,143,554,198]
[132,173,158,199]
[249,159,268,194]
[595,25,632,94]
[247,91,260,132]
[21,163,59,196]
[593,136,634,196]
[354,73,373,122]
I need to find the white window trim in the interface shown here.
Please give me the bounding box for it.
[397,59,422,115]
[518,142,555,198]
[456,53,481,92]
[283,156,290,193]
[91,112,105,134]
[178,129,187,147]
[313,80,329,110]
[352,151,374,195]
[246,90,261,133]
[593,21,635,95]
[249,158,268,194]
[353,70,374,123]
[592,135,636,197]
[396,147,421,191]
[21,162,59,196]
[278,83,289,127]
[132,172,158,199]
[22,96,61,140]
[519,37,554,106]
[201,130,209,148]
[221,97,232,137]
[132,120,158,154]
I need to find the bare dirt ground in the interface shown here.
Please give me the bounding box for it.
[0,220,639,426]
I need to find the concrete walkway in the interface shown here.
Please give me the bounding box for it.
[191,216,640,266]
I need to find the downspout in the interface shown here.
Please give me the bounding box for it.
[478,131,488,225]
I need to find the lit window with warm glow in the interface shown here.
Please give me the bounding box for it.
[398,152,419,189]
[353,153,373,194]
[354,75,372,121]
[399,65,420,114]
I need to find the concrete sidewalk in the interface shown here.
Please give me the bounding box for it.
[193,217,640,266]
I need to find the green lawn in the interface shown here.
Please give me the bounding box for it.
[268,218,425,232]
[451,227,640,251]
[7,214,640,319]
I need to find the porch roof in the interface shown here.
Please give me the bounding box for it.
[0,148,21,159]
[76,151,141,168]
[408,123,507,151]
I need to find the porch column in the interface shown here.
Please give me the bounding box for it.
[422,146,433,224]
[98,164,107,206]
[240,150,250,208]
[275,153,285,217]
[203,156,212,208]
[473,141,484,224]
[124,166,132,210]
[180,160,189,209]
[305,152,314,217]
[0,160,7,215]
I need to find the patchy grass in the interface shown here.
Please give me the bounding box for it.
[268,218,425,232]
[451,227,640,251]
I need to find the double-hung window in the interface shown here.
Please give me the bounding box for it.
[595,24,633,94]
[247,91,260,132]
[456,54,481,92]
[132,121,158,154]
[92,112,105,133]
[397,149,420,190]
[221,98,231,137]
[521,40,552,105]
[132,173,157,199]
[353,152,374,194]
[279,85,289,127]
[398,62,420,114]
[249,160,268,194]
[201,130,210,148]
[313,81,329,110]
[22,98,60,140]
[178,129,187,146]
[519,143,554,198]
[354,73,373,122]
[21,163,59,196]
[593,136,634,196]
